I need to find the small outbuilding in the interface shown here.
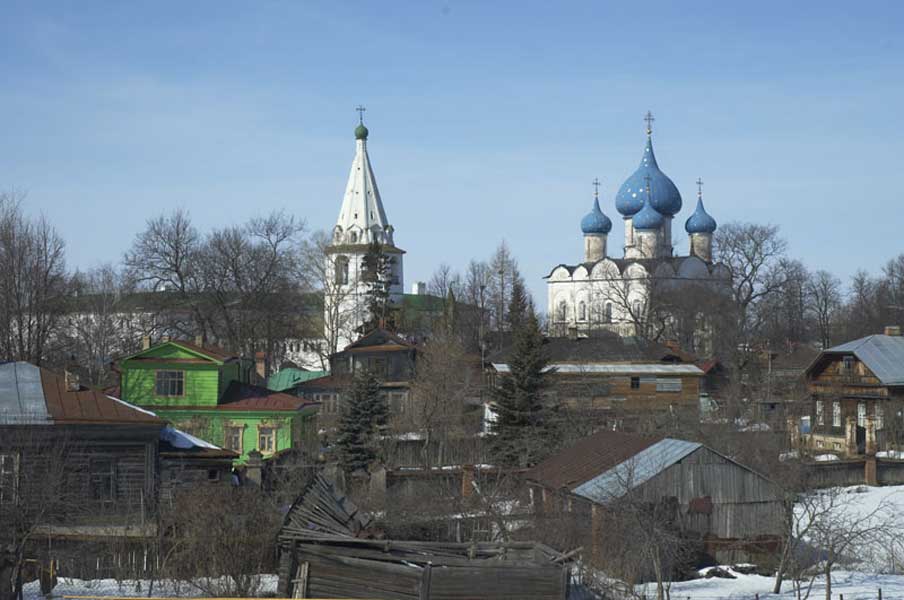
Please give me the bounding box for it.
[524,431,785,565]
[277,476,572,600]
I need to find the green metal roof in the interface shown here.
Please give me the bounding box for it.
[267,368,328,392]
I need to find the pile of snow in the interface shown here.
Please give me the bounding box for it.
[160,425,221,450]
[814,453,840,461]
[878,450,904,459]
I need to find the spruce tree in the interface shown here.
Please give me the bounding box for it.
[507,277,528,333]
[336,369,387,473]
[360,241,397,331]
[489,309,558,467]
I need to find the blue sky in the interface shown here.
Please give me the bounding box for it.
[2,1,903,304]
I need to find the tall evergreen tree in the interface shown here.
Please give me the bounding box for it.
[489,309,558,467]
[360,240,397,332]
[507,277,529,333]
[336,369,387,473]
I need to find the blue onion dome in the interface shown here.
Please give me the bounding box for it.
[581,197,612,234]
[685,197,717,234]
[633,199,665,230]
[615,137,683,216]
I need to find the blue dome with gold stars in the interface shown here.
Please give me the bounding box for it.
[581,197,612,234]
[615,136,683,217]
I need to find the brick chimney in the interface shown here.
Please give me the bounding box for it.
[194,334,204,347]
[885,325,902,336]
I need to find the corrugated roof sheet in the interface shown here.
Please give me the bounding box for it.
[492,363,703,375]
[0,362,51,424]
[823,334,904,385]
[572,438,701,504]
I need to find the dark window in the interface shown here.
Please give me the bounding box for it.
[0,453,19,505]
[372,357,387,375]
[90,459,116,504]
[207,469,221,482]
[155,370,184,396]
[630,377,640,390]
[843,356,854,374]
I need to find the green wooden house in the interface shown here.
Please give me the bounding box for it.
[118,340,319,463]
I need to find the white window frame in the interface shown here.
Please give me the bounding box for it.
[858,401,867,428]
[258,426,277,454]
[816,400,824,426]
[833,400,841,428]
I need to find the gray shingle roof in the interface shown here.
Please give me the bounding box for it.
[824,334,904,385]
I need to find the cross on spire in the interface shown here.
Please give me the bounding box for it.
[644,110,655,136]
[356,105,366,123]
[592,177,601,199]
[696,177,704,199]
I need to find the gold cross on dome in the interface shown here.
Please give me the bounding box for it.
[644,111,655,135]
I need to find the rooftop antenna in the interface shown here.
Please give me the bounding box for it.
[644,110,655,136]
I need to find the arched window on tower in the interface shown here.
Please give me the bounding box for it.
[349,231,358,244]
[605,302,612,324]
[557,301,568,322]
[335,256,349,285]
[632,299,642,318]
[578,301,586,321]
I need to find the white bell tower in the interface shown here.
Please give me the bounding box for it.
[324,108,405,351]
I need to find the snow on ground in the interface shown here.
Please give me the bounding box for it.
[639,566,904,599]
[23,575,278,600]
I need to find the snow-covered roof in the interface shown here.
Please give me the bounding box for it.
[491,363,703,376]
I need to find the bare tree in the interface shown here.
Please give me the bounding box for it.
[0,192,69,365]
[159,485,281,597]
[807,270,842,349]
[302,231,355,369]
[428,263,461,299]
[408,329,476,468]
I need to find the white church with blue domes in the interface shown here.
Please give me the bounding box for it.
[546,113,728,340]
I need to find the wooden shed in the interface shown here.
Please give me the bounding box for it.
[277,476,571,600]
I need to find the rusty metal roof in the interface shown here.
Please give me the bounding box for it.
[0,361,164,426]
[217,381,317,411]
[525,430,663,490]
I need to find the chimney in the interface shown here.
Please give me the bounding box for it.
[141,335,151,350]
[161,335,170,343]
[255,351,266,379]
[885,325,902,337]
[194,334,204,347]
[64,368,80,392]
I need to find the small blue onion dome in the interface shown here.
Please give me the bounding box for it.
[581,198,612,235]
[685,197,717,234]
[615,137,683,216]
[633,199,665,230]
